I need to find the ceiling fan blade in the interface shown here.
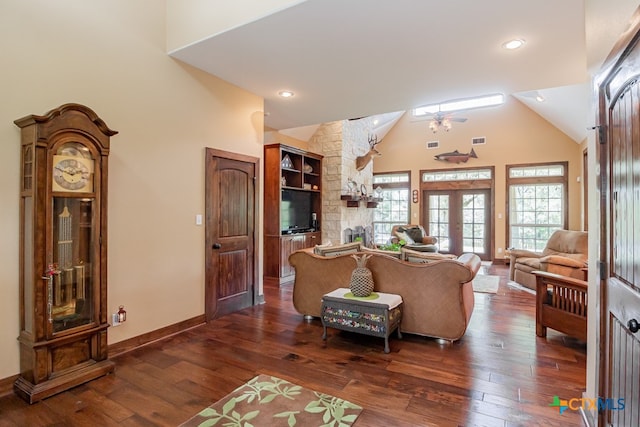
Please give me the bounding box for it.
[450,117,467,122]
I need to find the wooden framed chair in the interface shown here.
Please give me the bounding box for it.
[533,271,587,342]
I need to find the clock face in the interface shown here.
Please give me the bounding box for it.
[52,155,94,192]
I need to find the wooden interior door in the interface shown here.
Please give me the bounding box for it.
[423,189,491,260]
[597,20,640,426]
[205,148,259,321]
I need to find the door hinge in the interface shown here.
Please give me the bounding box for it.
[599,124,607,144]
[588,125,607,144]
[598,260,606,280]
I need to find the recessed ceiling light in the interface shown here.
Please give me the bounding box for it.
[278,90,295,98]
[502,39,525,50]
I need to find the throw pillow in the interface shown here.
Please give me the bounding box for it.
[395,227,415,245]
[403,226,425,244]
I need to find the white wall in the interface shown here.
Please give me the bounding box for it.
[0,0,263,380]
[166,0,304,52]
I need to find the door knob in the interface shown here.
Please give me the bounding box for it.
[212,243,221,249]
[628,318,639,334]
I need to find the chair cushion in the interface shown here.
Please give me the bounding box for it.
[514,257,541,272]
[404,243,438,253]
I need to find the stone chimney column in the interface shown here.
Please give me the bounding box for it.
[308,118,379,244]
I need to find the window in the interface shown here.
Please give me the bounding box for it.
[422,168,492,182]
[373,172,410,245]
[413,94,504,117]
[507,163,568,251]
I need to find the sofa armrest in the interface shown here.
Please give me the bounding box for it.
[456,253,482,278]
[539,254,586,269]
[509,249,543,259]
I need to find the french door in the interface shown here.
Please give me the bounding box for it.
[423,189,491,260]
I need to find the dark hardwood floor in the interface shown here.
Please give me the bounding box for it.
[0,264,586,426]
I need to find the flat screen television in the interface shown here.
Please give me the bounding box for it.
[281,189,312,233]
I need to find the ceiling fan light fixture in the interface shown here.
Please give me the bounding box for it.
[429,120,439,133]
[503,39,525,50]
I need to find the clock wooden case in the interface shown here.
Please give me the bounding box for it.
[14,103,117,403]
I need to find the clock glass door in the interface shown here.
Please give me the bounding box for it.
[51,197,95,333]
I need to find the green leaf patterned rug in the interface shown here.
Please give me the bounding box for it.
[180,374,362,427]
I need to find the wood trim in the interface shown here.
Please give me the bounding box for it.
[107,314,206,357]
[0,374,19,398]
[205,147,260,165]
[0,315,207,396]
[583,148,588,231]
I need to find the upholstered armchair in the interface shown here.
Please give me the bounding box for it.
[509,229,588,290]
[390,224,438,252]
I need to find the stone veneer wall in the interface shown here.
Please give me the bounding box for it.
[308,118,380,244]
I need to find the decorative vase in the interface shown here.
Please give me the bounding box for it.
[350,254,374,297]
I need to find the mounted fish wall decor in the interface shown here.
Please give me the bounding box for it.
[434,148,477,163]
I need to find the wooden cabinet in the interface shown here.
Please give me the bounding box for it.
[13,104,116,403]
[279,232,321,278]
[264,144,322,286]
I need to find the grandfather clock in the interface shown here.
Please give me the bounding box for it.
[14,104,116,403]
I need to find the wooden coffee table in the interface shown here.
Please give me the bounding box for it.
[321,288,403,353]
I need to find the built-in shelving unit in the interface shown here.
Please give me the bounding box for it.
[264,144,323,286]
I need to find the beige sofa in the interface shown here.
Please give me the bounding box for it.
[509,229,588,290]
[288,247,481,342]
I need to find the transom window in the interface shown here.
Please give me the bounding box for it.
[373,172,410,245]
[422,169,492,182]
[507,163,568,251]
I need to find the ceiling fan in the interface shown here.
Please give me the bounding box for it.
[424,111,467,133]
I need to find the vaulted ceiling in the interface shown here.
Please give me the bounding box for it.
[170,0,640,143]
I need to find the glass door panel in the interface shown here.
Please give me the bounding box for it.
[428,194,450,252]
[51,197,94,333]
[424,189,490,259]
[462,193,486,253]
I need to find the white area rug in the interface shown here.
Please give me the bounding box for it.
[507,280,536,295]
[472,274,500,293]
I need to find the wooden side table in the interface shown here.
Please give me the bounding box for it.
[321,288,403,353]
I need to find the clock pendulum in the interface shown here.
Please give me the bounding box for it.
[56,204,74,305]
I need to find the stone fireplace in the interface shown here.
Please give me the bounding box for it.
[308,114,397,245]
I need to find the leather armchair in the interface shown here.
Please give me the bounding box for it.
[390,224,438,252]
[509,229,588,290]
